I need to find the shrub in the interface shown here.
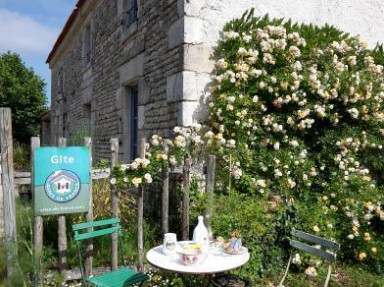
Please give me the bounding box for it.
[207,10,384,271]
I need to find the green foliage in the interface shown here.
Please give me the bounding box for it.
[0,52,47,144]
[211,191,285,283]
[13,141,30,171]
[207,10,384,275]
[0,200,59,287]
[68,125,93,146]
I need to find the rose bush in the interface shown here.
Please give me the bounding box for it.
[206,11,384,271]
[111,124,204,190]
[111,11,384,279]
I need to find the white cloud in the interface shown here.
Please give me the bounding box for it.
[0,8,59,55]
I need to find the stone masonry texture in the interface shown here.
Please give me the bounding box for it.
[49,0,384,161]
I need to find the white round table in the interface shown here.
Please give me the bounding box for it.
[146,242,250,275]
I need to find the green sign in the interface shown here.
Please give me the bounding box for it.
[34,147,90,216]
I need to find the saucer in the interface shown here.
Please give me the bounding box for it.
[224,246,248,255]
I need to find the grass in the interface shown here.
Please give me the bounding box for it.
[260,264,384,287]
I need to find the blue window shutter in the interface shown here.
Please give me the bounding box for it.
[130,85,138,160]
[125,0,138,27]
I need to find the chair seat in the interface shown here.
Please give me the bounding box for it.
[85,267,149,287]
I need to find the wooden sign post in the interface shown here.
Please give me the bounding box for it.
[57,138,68,278]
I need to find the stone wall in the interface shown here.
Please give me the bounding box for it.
[181,0,384,123]
[49,0,384,160]
[49,0,184,161]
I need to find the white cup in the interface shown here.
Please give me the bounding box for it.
[163,233,177,255]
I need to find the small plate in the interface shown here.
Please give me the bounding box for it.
[224,246,248,255]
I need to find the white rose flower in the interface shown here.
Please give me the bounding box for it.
[273,142,280,150]
[204,131,214,138]
[144,173,153,184]
[347,108,359,119]
[274,169,283,177]
[110,178,117,185]
[256,179,267,187]
[287,178,296,189]
[227,139,236,148]
[289,46,301,57]
[243,35,252,43]
[130,162,139,170]
[232,166,243,179]
[174,135,186,148]
[305,266,318,277]
[292,253,301,265]
[132,177,142,187]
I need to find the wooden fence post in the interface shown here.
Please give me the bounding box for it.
[161,142,169,234]
[0,153,2,238]
[57,138,68,278]
[0,108,17,276]
[182,154,191,240]
[31,136,42,286]
[137,138,146,272]
[110,138,119,271]
[205,155,216,240]
[228,153,232,191]
[84,137,93,276]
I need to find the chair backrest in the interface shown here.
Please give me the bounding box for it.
[290,229,341,262]
[73,217,122,241]
[72,217,125,281]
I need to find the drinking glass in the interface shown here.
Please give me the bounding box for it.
[162,233,177,255]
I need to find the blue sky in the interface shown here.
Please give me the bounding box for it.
[0,0,77,105]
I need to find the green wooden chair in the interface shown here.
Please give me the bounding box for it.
[278,229,340,287]
[72,218,149,287]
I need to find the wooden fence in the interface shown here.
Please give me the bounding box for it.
[1,106,217,284]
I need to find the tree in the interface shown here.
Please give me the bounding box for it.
[0,52,47,143]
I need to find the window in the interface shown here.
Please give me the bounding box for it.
[124,0,138,28]
[130,85,138,160]
[83,24,92,64]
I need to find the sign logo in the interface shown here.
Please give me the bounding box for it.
[44,170,81,203]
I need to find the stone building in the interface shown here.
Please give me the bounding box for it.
[47,0,384,161]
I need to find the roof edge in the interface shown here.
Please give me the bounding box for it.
[46,0,86,64]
